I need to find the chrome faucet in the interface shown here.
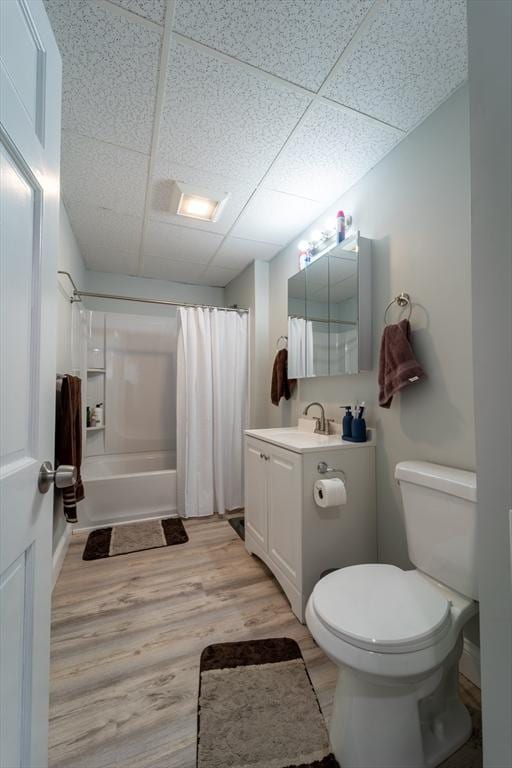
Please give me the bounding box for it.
[303,402,328,435]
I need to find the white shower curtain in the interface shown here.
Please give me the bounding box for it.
[176,307,248,518]
[288,316,314,377]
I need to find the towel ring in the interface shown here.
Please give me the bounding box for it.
[276,335,288,349]
[384,293,412,324]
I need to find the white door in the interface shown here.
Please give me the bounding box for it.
[244,439,268,550]
[0,2,61,766]
[268,447,302,586]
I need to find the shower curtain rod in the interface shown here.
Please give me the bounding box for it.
[76,291,249,312]
[58,271,248,313]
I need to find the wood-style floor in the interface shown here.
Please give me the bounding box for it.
[49,516,482,768]
[49,516,337,768]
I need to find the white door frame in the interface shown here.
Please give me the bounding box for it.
[468,1,512,765]
[0,1,62,766]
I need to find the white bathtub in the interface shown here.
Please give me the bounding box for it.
[79,451,177,530]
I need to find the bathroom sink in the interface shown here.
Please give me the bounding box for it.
[245,427,374,453]
[270,430,333,444]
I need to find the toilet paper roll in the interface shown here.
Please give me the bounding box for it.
[314,478,347,508]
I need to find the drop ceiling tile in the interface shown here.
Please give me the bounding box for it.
[197,265,241,288]
[108,0,166,25]
[141,256,206,283]
[214,237,281,269]
[84,250,140,275]
[65,203,143,269]
[143,220,224,263]
[45,0,161,152]
[230,189,325,245]
[173,0,374,91]
[158,40,311,184]
[149,161,253,235]
[324,0,467,131]
[265,100,403,203]
[61,132,149,217]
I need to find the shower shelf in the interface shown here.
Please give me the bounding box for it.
[87,425,105,432]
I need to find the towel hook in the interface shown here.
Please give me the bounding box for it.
[384,292,411,324]
[276,335,288,349]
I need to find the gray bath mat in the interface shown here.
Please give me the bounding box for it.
[197,637,339,768]
[82,517,188,560]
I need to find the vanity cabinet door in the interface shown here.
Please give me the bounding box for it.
[268,448,302,587]
[245,439,269,550]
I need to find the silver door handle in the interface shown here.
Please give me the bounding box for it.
[38,461,77,493]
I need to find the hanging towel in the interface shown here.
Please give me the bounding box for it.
[378,319,426,408]
[55,375,84,523]
[271,348,296,406]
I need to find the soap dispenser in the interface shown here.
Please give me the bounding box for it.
[341,406,353,440]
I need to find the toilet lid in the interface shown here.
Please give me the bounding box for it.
[312,564,451,653]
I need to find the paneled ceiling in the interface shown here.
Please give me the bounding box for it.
[46,0,467,287]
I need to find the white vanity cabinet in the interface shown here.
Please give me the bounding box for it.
[244,428,377,622]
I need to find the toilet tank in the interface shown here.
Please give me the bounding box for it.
[395,461,478,600]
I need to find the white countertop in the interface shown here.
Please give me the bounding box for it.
[245,427,375,454]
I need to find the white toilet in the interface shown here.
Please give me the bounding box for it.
[306,461,478,768]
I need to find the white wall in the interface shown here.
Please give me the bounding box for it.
[268,85,475,572]
[83,270,225,317]
[54,202,87,563]
[56,201,86,374]
[468,1,512,763]
[226,261,269,428]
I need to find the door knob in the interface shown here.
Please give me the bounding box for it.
[38,461,77,494]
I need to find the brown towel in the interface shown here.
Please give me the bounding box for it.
[55,375,84,523]
[379,319,426,408]
[271,349,296,406]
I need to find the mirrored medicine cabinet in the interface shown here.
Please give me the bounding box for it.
[287,232,372,378]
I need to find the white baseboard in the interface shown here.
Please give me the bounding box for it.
[460,638,481,688]
[52,524,72,590]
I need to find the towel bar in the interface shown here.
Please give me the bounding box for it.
[384,292,411,324]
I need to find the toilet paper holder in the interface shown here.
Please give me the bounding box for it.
[317,461,347,482]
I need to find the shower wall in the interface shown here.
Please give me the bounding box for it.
[85,310,177,457]
[106,313,176,454]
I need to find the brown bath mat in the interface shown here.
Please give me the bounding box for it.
[82,517,188,560]
[197,637,339,768]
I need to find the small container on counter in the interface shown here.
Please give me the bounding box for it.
[344,403,367,443]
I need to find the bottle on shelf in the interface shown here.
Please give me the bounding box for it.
[95,403,104,427]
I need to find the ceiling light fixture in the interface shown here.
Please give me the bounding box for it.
[169,181,230,223]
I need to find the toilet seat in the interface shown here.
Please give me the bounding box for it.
[312,564,452,654]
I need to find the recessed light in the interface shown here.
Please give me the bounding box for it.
[178,194,219,221]
[169,181,230,223]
